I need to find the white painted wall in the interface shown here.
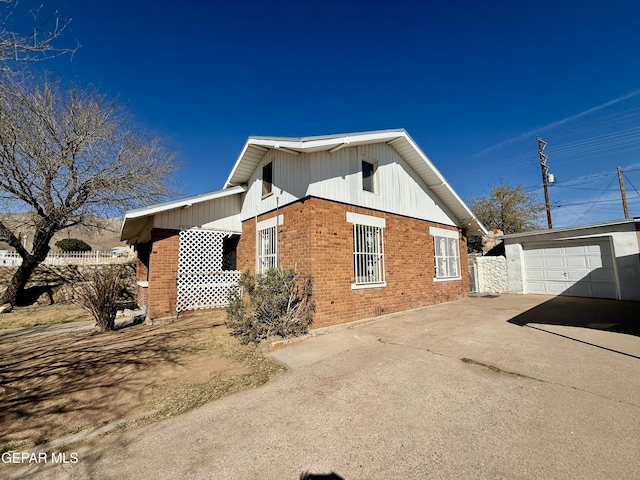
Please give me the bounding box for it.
[153,193,243,232]
[240,142,459,226]
[610,231,640,300]
[505,243,525,294]
[476,256,509,294]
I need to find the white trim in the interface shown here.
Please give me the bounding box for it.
[432,230,462,280]
[274,145,300,155]
[351,282,387,290]
[257,214,284,230]
[123,185,246,219]
[501,217,640,240]
[429,226,458,238]
[346,212,386,228]
[432,277,462,283]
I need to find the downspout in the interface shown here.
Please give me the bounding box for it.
[276,195,280,270]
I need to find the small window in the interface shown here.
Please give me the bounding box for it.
[262,162,273,197]
[362,160,376,193]
[434,235,460,279]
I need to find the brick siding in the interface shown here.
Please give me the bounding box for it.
[237,197,469,329]
[147,229,180,319]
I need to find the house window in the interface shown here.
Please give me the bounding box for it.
[262,162,273,197]
[347,212,386,288]
[430,227,461,280]
[362,159,377,193]
[256,215,283,274]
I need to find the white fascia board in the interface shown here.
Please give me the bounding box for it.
[123,186,246,220]
[224,139,254,189]
[500,217,640,241]
[248,130,407,153]
[397,133,488,236]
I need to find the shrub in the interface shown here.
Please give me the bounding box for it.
[55,238,92,252]
[73,267,129,331]
[226,268,315,344]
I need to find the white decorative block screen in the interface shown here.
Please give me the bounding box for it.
[177,229,241,312]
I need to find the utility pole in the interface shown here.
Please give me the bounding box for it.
[537,137,553,229]
[617,166,630,219]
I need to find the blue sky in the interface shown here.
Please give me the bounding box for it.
[11,0,640,228]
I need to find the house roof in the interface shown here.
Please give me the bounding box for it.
[500,217,640,241]
[120,185,246,242]
[224,129,487,235]
[121,129,488,243]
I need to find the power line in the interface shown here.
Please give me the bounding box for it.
[556,197,630,207]
[570,175,618,225]
[553,185,610,191]
[623,173,640,197]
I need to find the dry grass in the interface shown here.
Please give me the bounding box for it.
[0,304,93,330]
[0,309,285,453]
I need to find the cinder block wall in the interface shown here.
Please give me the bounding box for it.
[147,229,180,319]
[237,197,469,329]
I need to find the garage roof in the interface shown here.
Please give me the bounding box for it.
[500,217,640,241]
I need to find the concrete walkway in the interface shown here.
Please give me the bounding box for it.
[11,294,640,480]
[0,310,146,340]
[0,320,96,340]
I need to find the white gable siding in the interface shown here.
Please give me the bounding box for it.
[240,142,458,227]
[154,193,242,232]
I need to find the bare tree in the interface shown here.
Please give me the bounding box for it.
[0,0,77,68]
[0,78,176,306]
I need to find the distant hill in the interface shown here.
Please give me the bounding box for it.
[0,215,125,252]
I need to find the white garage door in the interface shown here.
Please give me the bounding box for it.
[523,240,617,299]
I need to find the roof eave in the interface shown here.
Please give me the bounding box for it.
[120,185,246,244]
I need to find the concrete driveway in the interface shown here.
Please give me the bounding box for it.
[15,294,640,479]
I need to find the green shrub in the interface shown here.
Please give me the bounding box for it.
[55,238,92,252]
[225,268,315,344]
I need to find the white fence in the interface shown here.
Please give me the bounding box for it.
[469,256,509,294]
[0,250,133,266]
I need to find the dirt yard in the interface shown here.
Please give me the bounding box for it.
[0,309,285,453]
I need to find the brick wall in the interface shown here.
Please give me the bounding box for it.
[237,197,469,329]
[147,229,180,319]
[135,242,150,309]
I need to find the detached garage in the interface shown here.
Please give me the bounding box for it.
[502,218,640,301]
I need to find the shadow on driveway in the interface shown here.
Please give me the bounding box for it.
[507,295,640,359]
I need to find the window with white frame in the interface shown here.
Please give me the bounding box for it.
[347,212,386,288]
[430,227,461,280]
[256,215,283,274]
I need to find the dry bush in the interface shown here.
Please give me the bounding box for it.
[226,268,315,344]
[73,267,129,331]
